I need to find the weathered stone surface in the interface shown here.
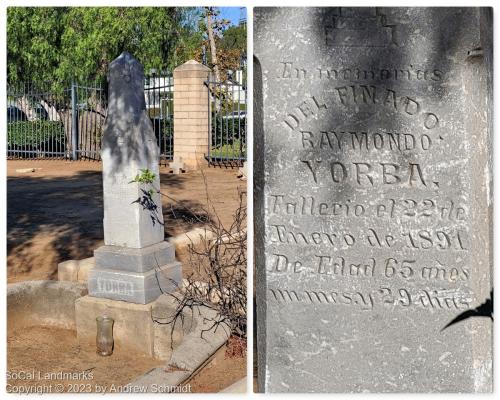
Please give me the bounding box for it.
[125,304,230,392]
[101,51,164,249]
[94,242,175,273]
[255,7,492,393]
[8,281,88,331]
[219,378,247,393]
[169,155,186,174]
[88,262,182,304]
[58,257,95,282]
[87,52,183,305]
[75,293,188,360]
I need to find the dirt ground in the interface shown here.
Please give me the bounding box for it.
[187,336,247,393]
[187,354,246,393]
[7,326,163,393]
[7,326,246,394]
[7,159,246,283]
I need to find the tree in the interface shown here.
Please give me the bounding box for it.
[195,8,246,82]
[7,7,67,88]
[219,24,246,52]
[205,7,223,82]
[7,7,205,150]
[7,7,203,88]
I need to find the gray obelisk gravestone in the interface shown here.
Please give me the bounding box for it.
[255,8,492,393]
[88,52,182,304]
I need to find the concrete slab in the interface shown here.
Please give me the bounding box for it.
[168,227,215,248]
[15,168,42,173]
[127,305,230,392]
[220,378,247,393]
[58,257,95,283]
[8,281,88,331]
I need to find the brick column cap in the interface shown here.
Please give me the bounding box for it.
[174,60,211,73]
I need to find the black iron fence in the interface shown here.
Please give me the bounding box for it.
[145,74,174,163]
[206,77,247,167]
[7,83,73,159]
[7,73,173,163]
[7,73,247,167]
[71,81,107,160]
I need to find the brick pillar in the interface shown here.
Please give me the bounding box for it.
[173,60,212,170]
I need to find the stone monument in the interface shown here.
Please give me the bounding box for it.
[87,52,182,304]
[255,8,492,392]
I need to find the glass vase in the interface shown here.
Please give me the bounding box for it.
[96,316,114,356]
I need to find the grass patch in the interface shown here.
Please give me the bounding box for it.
[210,140,246,159]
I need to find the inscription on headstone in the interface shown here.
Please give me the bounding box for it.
[255,7,492,393]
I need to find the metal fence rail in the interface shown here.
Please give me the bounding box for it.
[7,73,173,163]
[144,73,174,163]
[72,81,107,160]
[206,78,247,167]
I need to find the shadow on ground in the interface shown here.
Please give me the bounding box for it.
[7,170,211,282]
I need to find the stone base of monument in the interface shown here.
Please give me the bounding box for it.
[87,241,182,304]
[75,293,191,360]
[87,263,182,304]
[58,228,219,288]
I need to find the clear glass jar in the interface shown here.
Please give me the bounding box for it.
[96,316,114,356]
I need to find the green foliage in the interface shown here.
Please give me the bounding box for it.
[210,139,245,159]
[210,110,246,160]
[193,8,247,81]
[211,115,246,145]
[8,120,65,147]
[130,169,157,197]
[212,88,246,113]
[146,100,174,119]
[217,24,246,82]
[7,7,203,89]
[218,24,246,52]
[131,168,156,185]
[161,118,174,134]
[7,7,67,89]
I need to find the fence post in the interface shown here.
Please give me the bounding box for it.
[173,60,211,170]
[71,81,78,160]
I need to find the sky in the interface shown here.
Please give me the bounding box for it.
[219,7,246,26]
